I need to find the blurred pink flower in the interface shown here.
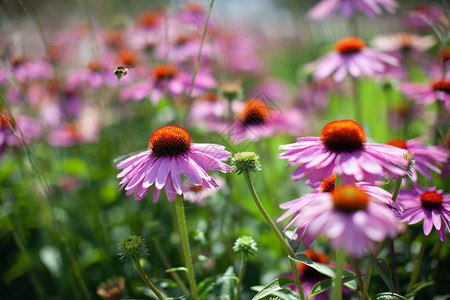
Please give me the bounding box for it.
[397,185,450,241]
[387,138,448,181]
[307,37,398,82]
[278,173,401,247]
[307,0,398,21]
[182,175,226,205]
[282,185,398,257]
[230,99,305,144]
[400,79,450,107]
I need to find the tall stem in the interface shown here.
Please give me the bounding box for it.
[175,195,199,300]
[350,257,364,297]
[133,260,166,300]
[331,249,346,300]
[235,253,247,300]
[407,235,427,293]
[242,171,305,300]
[362,243,381,300]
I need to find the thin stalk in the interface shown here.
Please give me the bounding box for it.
[183,0,215,125]
[391,178,402,203]
[390,179,401,293]
[350,76,361,123]
[362,243,382,300]
[133,260,166,300]
[153,237,190,296]
[350,257,364,297]
[335,174,343,188]
[234,253,247,300]
[331,249,346,300]
[407,235,427,293]
[389,239,400,293]
[242,171,305,300]
[174,195,199,300]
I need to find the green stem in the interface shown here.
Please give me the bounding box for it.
[391,178,402,203]
[350,257,364,297]
[133,260,166,300]
[331,249,346,300]
[242,171,305,300]
[407,235,427,293]
[235,253,247,300]
[362,243,382,300]
[351,76,362,123]
[175,195,199,300]
[335,174,343,188]
[154,237,190,296]
[389,239,400,293]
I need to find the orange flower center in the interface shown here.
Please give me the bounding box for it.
[320,174,336,192]
[201,93,218,102]
[154,65,177,80]
[421,191,443,209]
[149,125,192,157]
[240,99,270,126]
[138,11,161,27]
[11,55,28,67]
[321,120,366,152]
[432,80,450,93]
[185,3,204,13]
[297,249,329,277]
[88,61,103,72]
[191,185,204,192]
[334,37,366,54]
[116,49,136,67]
[332,186,369,213]
[387,139,408,149]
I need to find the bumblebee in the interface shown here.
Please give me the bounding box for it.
[114,66,131,80]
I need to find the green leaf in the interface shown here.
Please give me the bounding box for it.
[165,267,188,273]
[405,281,434,298]
[219,266,237,300]
[372,292,408,300]
[372,258,394,292]
[289,256,357,290]
[251,286,299,300]
[307,275,365,299]
[251,277,294,300]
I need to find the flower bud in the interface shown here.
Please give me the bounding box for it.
[231,152,262,175]
[233,236,258,255]
[118,235,148,262]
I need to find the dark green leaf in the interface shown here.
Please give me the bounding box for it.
[251,286,299,300]
[372,258,394,292]
[165,267,188,273]
[372,292,408,300]
[251,277,294,299]
[308,275,365,299]
[405,281,434,298]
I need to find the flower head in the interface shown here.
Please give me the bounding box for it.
[278,173,401,247]
[284,185,398,256]
[97,277,125,299]
[396,185,450,241]
[307,37,398,82]
[231,152,262,175]
[279,120,409,185]
[118,235,148,262]
[117,125,232,202]
[307,0,398,20]
[387,138,448,181]
[233,236,258,255]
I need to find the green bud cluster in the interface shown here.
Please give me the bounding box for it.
[118,235,148,262]
[233,236,258,255]
[231,152,262,175]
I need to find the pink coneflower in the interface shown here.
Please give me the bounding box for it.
[182,175,226,205]
[401,79,450,106]
[187,93,229,131]
[230,99,305,144]
[404,3,446,32]
[66,60,117,90]
[128,10,163,50]
[284,185,398,257]
[116,125,232,202]
[396,184,450,241]
[307,0,398,21]
[307,37,398,82]
[121,65,215,103]
[278,174,401,247]
[387,138,448,181]
[279,120,409,185]
[371,33,436,56]
[8,55,53,82]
